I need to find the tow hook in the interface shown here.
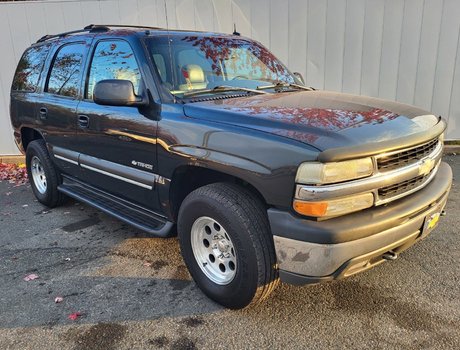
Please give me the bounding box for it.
[382,250,398,261]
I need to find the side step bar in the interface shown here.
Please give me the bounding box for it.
[58,176,174,237]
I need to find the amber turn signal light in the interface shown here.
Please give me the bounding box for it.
[293,200,328,217]
[293,193,374,218]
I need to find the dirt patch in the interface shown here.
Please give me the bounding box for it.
[67,323,127,350]
[151,259,168,270]
[171,336,197,350]
[149,335,170,347]
[181,316,205,328]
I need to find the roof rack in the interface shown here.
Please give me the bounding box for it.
[36,25,109,43]
[36,24,163,43]
[95,24,163,30]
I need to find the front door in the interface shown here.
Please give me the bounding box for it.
[75,38,160,210]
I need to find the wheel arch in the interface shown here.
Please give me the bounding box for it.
[168,164,268,221]
[20,127,45,152]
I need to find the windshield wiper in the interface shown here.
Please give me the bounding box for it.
[183,85,268,98]
[256,82,314,91]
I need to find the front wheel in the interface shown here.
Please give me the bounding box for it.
[178,183,279,309]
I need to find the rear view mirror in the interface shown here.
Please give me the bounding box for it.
[293,72,305,85]
[93,79,146,106]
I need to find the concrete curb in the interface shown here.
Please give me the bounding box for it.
[0,155,25,164]
[444,145,460,155]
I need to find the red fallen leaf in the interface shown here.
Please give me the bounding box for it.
[68,312,82,320]
[0,163,28,186]
[24,273,39,281]
[54,296,64,303]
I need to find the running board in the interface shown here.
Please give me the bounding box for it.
[58,177,174,237]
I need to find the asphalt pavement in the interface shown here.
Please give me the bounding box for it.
[0,156,459,350]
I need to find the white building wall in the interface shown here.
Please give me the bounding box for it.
[0,0,459,155]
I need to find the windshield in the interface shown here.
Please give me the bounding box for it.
[145,35,302,98]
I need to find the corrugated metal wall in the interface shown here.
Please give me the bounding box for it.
[1,0,459,155]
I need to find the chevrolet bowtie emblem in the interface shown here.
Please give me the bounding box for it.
[419,158,435,176]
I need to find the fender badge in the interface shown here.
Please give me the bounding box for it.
[131,160,153,171]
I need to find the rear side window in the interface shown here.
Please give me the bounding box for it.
[12,44,50,92]
[86,40,141,100]
[46,43,86,97]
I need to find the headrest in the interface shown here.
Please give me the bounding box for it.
[181,64,205,83]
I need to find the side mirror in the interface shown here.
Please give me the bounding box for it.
[293,72,305,85]
[93,79,146,106]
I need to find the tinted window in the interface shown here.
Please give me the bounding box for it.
[12,44,50,92]
[146,36,298,97]
[87,40,141,100]
[46,43,85,97]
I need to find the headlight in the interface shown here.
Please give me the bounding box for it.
[293,192,374,217]
[296,158,374,185]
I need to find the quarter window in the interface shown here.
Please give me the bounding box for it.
[12,44,50,92]
[86,40,141,100]
[46,43,85,97]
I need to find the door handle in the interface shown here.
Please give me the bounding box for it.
[78,115,89,128]
[39,107,47,120]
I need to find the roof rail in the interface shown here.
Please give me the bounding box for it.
[36,25,110,43]
[35,24,164,43]
[94,24,164,30]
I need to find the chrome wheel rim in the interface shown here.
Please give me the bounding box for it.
[31,156,47,194]
[191,216,237,285]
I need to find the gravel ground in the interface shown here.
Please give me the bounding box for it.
[0,156,459,350]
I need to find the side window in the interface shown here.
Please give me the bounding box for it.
[12,44,50,92]
[86,40,141,100]
[46,43,85,97]
[152,53,167,83]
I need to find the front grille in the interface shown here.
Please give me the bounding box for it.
[378,173,430,200]
[377,138,439,172]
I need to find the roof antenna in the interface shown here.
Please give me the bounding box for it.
[232,23,240,36]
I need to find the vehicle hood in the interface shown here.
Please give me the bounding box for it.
[183,90,440,151]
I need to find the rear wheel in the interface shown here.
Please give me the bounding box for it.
[178,183,279,309]
[26,139,65,208]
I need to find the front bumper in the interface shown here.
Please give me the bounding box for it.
[268,162,452,285]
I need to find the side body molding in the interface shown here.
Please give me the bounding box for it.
[52,146,168,190]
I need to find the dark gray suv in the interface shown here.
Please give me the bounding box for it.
[10,24,452,308]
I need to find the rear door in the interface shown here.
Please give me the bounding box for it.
[38,40,91,177]
[75,38,160,210]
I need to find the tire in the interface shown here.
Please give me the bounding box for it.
[178,182,279,309]
[26,139,65,208]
